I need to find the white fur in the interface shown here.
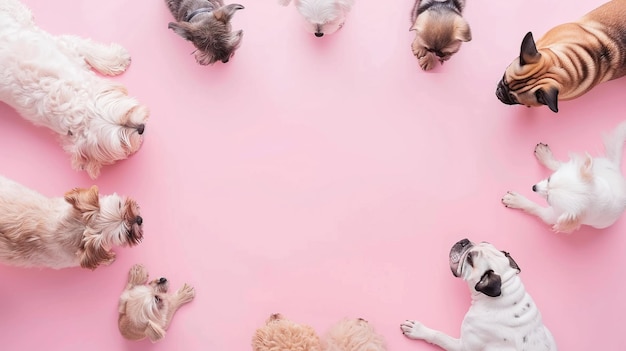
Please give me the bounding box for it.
[502,121,626,233]
[0,0,149,179]
[279,0,354,36]
[401,240,556,351]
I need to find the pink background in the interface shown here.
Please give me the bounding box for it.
[1,0,625,350]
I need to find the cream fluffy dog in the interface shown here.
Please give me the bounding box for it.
[0,175,143,270]
[502,121,626,233]
[252,313,386,351]
[278,0,355,37]
[0,0,149,179]
[118,264,195,343]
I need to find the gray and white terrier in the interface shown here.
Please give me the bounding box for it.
[165,0,244,64]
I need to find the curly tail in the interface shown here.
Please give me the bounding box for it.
[604,120,626,167]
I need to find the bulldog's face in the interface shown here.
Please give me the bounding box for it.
[449,239,520,297]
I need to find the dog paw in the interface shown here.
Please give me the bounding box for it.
[176,283,195,304]
[400,320,427,340]
[534,143,552,160]
[418,54,436,71]
[502,191,525,209]
[128,264,149,284]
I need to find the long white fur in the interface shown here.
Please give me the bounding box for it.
[0,0,149,179]
[278,0,354,36]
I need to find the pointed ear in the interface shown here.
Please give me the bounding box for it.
[65,186,100,219]
[168,22,194,41]
[580,153,594,182]
[501,251,521,273]
[553,212,582,233]
[520,32,541,65]
[454,15,472,42]
[213,4,245,22]
[79,234,115,270]
[145,320,166,343]
[475,270,502,297]
[535,88,559,113]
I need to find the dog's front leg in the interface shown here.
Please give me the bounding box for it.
[57,35,131,76]
[401,320,462,351]
[502,191,558,225]
[163,283,195,330]
[534,143,561,171]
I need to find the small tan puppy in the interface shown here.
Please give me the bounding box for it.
[0,175,143,270]
[118,264,195,343]
[410,0,472,70]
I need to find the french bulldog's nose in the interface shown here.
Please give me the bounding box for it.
[459,238,470,247]
[158,277,167,284]
[532,185,537,192]
[135,216,143,225]
[315,32,324,37]
[137,124,145,135]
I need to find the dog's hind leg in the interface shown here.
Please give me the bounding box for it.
[57,35,131,76]
[534,143,561,171]
[401,320,462,351]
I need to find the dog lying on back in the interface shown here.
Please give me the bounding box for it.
[410,0,472,71]
[502,121,626,233]
[496,0,626,112]
[0,175,143,270]
[0,0,149,178]
[165,0,244,64]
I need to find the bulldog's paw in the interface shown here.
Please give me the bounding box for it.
[502,191,527,209]
[400,320,428,340]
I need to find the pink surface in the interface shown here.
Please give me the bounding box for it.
[1,0,625,350]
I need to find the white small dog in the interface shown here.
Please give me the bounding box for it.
[0,0,149,179]
[118,264,195,343]
[0,175,143,270]
[278,0,354,37]
[401,239,556,351]
[502,121,626,233]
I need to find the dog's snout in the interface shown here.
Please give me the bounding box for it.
[158,277,167,284]
[315,32,324,37]
[532,184,537,192]
[222,57,229,63]
[137,124,145,135]
[135,216,143,226]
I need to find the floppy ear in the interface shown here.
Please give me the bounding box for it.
[145,320,166,343]
[168,22,194,41]
[65,186,100,220]
[501,251,521,273]
[475,270,502,297]
[79,234,116,270]
[213,4,244,23]
[580,153,594,182]
[454,15,472,42]
[535,87,559,113]
[553,212,582,233]
[519,32,541,65]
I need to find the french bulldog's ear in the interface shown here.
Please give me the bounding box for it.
[213,4,245,23]
[145,320,166,343]
[553,212,582,233]
[535,88,559,113]
[475,270,502,297]
[168,22,194,41]
[520,32,541,66]
[454,15,472,42]
[580,153,594,182]
[501,251,521,273]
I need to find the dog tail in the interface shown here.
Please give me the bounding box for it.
[604,120,626,167]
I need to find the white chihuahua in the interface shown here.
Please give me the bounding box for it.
[502,121,626,233]
[278,0,354,37]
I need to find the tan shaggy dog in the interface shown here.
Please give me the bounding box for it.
[252,313,386,351]
[0,175,143,270]
[118,264,195,343]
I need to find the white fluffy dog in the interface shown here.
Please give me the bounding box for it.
[401,239,556,350]
[502,121,626,233]
[0,0,149,179]
[278,0,355,37]
[118,264,195,343]
[0,175,143,269]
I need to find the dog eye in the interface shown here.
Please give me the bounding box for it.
[154,296,161,303]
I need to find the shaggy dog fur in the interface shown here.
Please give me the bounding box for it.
[278,0,355,37]
[252,313,386,351]
[166,0,244,65]
[0,175,143,270]
[118,264,195,343]
[0,0,149,179]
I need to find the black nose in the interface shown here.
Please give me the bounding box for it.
[222,57,229,63]
[532,185,537,192]
[315,32,324,37]
[158,277,167,284]
[135,216,143,225]
[137,124,145,135]
[459,238,470,247]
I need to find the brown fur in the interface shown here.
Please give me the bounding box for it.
[496,0,626,112]
[410,0,471,71]
[165,0,244,65]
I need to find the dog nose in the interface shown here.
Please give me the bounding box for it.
[315,32,324,37]
[158,277,167,284]
[222,57,229,63]
[532,185,537,192]
[137,124,145,135]
[135,216,143,225]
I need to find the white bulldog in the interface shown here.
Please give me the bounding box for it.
[401,239,557,351]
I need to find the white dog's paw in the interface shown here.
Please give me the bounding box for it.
[177,283,195,304]
[99,43,131,75]
[400,320,428,340]
[501,191,527,209]
[534,143,553,162]
[128,264,149,284]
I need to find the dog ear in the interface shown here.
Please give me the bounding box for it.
[213,4,245,23]
[474,270,502,297]
[580,153,594,182]
[65,186,100,220]
[453,15,472,42]
[79,234,116,270]
[501,251,521,273]
[535,87,558,113]
[145,320,166,343]
[168,22,194,41]
[519,32,541,66]
[553,212,582,233]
